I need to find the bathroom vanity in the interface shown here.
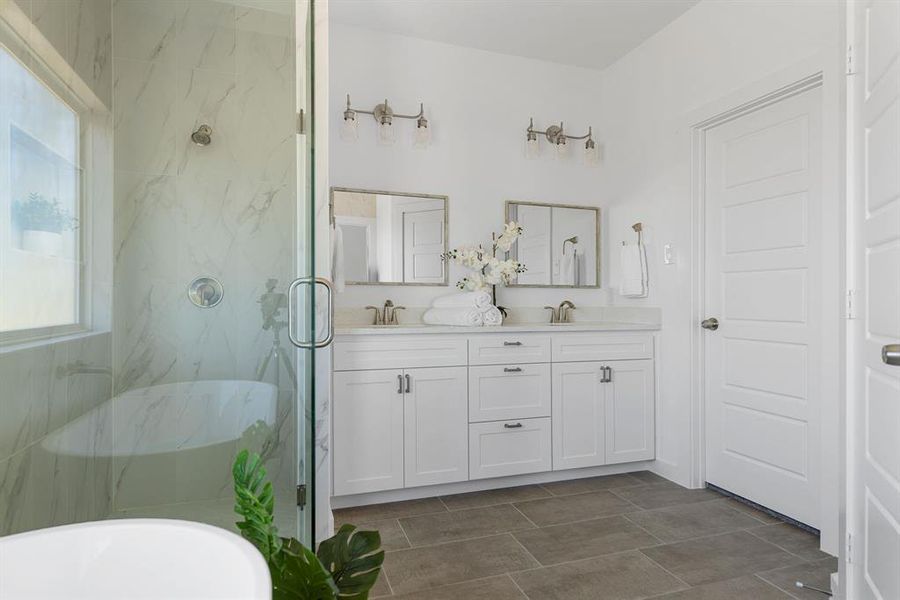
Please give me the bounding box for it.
[331,322,658,503]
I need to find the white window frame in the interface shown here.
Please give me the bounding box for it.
[0,19,93,346]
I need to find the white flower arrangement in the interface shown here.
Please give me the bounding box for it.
[443,222,526,292]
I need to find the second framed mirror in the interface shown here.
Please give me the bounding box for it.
[506,201,600,288]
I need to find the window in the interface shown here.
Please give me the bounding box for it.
[0,41,86,341]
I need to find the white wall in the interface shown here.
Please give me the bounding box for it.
[329,24,610,309]
[597,0,842,549]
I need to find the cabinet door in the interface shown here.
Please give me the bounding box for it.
[552,362,606,470]
[605,360,655,464]
[403,367,469,487]
[333,370,404,495]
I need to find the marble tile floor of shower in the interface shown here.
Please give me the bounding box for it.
[334,472,836,600]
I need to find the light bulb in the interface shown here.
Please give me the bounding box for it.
[378,119,396,146]
[340,111,358,142]
[413,116,430,149]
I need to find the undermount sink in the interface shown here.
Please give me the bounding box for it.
[0,519,271,599]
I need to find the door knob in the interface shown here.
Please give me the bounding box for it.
[701,317,719,331]
[883,344,900,366]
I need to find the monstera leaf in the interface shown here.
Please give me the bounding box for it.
[232,449,283,565]
[272,538,339,600]
[232,450,384,600]
[316,525,384,599]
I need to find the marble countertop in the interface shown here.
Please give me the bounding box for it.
[335,321,661,336]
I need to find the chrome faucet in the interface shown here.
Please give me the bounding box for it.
[544,305,560,323]
[558,300,576,323]
[364,300,405,325]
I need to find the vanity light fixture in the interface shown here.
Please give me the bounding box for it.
[525,118,599,165]
[342,94,429,148]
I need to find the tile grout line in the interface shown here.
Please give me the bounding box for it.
[753,573,806,600]
[394,517,413,551]
[509,502,540,530]
[744,525,821,564]
[504,572,532,600]
[636,549,694,592]
[506,531,545,571]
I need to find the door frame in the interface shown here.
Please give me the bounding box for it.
[686,53,846,554]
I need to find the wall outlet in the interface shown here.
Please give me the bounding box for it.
[663,244,675,265]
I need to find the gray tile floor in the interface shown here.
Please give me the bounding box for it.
[333,472,836,599]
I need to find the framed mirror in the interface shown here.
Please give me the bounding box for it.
[330,187,449,286]
[505,201,600,288]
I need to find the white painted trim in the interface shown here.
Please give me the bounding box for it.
[687,52,845,555]
[331,460,655,509]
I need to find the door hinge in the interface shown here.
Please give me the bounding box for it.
[846,44,856,76]
[296,484,307,508]
[297,110,306,135]
[846,532,853,563]
[846,289,856,319]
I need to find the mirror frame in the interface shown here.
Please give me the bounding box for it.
[330,187,450,287]
[504,200,602,289]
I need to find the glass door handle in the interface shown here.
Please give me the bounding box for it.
[287,277,335,348]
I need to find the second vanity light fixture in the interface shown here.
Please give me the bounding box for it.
[341,94,430,148]
[525,118,600,165]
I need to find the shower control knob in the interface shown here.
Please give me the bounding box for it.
[701,317,719,331]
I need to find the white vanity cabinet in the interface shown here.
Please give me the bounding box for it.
[332,326,657,500]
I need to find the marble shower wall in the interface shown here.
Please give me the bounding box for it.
[111,0,298,510]
[0,0,113,536]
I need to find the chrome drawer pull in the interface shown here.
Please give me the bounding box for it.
[504,422,523,429]
[503,341,523,346]
[504,367,523,373]
[397,374,403,394]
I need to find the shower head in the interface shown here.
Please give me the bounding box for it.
[191,124,212,146]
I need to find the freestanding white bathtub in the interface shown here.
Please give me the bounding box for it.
[41,380,280,508]
[0,519,271,599]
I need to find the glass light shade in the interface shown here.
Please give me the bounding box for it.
[553,137,568,159]
[413,122,430,148]
[584,139,600,165]
[524,136,540,159]
[339,115,358,142]
[377,121,396,146]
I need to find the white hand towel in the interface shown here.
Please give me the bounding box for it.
[432,291,492,310]
[481,306,503,326]
[619,242,649,298]
[559,246,576,286]
[422,308,484,327]
[331,224,345,293]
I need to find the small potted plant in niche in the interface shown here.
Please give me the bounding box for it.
[443,221,526,318]
[12,193,77,257]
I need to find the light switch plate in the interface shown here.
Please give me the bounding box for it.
[663,244,675,265]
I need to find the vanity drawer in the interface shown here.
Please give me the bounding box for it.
[468,364,551,422]
[468,334,552,365]
[333,335,468,371]
[469,417,552,480]
[552,332,653,363]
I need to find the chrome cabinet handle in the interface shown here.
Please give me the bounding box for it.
[605,366,613,382]
[405,374,411,393]
[504,422,523,429]
[701,317,719,331]
[397,374,403,394]
[599,366,607,383]
[287,277,335,348]
[503,341,523,346]
[504,367,523,373]
[884,344,900,366]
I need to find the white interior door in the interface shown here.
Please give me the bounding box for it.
[402,208,444,283]
[704,85,823,527]
[515,204,551,285]
[848,1,900,598]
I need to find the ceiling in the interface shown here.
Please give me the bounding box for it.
[328,0,700,71]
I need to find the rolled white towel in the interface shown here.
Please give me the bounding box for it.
[422,307,484,327]
[481,306,503,326]
[432,291,492,310]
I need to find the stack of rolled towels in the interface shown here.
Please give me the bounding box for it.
[422,291,503,327]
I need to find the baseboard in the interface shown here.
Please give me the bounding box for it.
[331,460,656,509]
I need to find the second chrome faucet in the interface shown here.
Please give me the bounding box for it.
[545,300,576,324]
[365,299,406,325]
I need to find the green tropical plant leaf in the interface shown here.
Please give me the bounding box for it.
[316,525,385,599]
[272,539,337,600]
[232,449,283,564]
